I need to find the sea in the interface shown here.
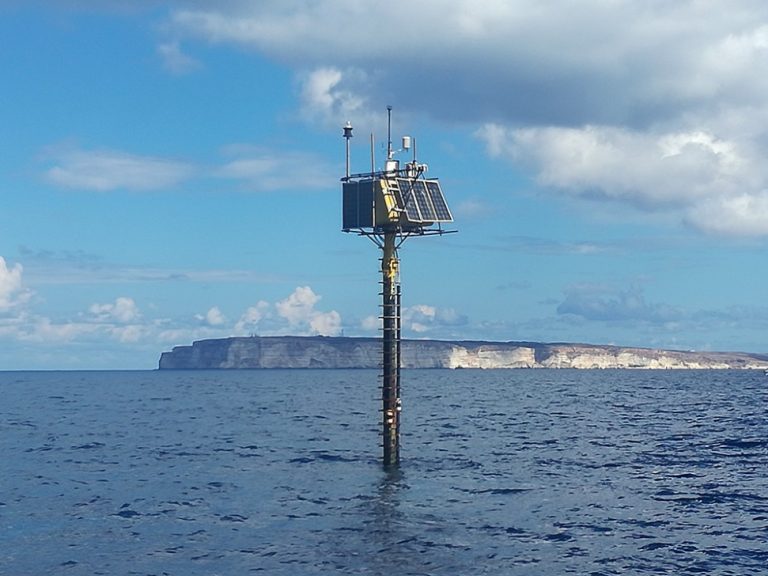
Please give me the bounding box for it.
[2,369,767,575]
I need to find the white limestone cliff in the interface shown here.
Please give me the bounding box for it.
[158,336,768,370]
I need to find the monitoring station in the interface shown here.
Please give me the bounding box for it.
[341,107,455,467]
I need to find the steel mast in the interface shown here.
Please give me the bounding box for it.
[341,107,455,467]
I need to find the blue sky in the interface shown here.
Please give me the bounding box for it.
[2,1,768,369]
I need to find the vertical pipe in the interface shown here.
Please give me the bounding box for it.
[381,231,400,466]
[343,121,353,179]
[370,133,375,175]
[386,105,393,160]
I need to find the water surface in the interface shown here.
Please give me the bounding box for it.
[2,369,767,574]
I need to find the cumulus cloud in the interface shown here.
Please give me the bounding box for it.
[167,1,768,124]
[0,285,345,355]
[196,306,226,326]
[234,301,270,334]
[45,146,194,191]
[403,304,467,334]
[0,257,31,312]
[686,191,768,236]
[110,324,145,343]
[167,1,768,236]
[89,297,141,323]
[476,123,768,235]
[0,284,147,345]
[24,317,99,343]
[276,286,319,324]
[8,299,145,345]
[359,304,468,335]
[275,286,342,336]
[298,67,368,126]
[309,309,342,336]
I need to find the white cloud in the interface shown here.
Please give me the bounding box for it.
[234,301,270,334]
[403,303,467,335]
[360,304,468,335]
[25,317,100,343]
[156,325,223,346]
[0,257,31,312]
[157,40,202,74]
[309,310,342,336]
[361,315,379,332]
[0,291,146,345]
[276,286,319,324]
[167,2,768,123]
[168,1,768,236]
[476,123,768,235]
[196,306,226,326]
[298,67,367,126]
[275,286,342,336]
[46,146,194,191]
[454,198,492,219]
[89,297,141,323]
[687,192,768,236]
[216,146,334,191]
[111,324,144,343]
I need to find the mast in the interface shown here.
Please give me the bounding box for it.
[340,107,456,467]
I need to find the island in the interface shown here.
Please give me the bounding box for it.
[158,336,768,370]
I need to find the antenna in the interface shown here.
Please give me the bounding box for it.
[343,121,353,179]
[387,105,393,160]
[370,133,375,174]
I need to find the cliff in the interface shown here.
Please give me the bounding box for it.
[158,336,768,370]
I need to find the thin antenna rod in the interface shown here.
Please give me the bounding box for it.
[387,105,393,160]
[370,133,375,174]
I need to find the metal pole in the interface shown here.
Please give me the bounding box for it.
[343,121,353,179]
[381,231,400,466]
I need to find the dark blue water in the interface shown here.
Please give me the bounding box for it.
[2,369,767,575]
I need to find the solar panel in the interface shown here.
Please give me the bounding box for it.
[396,178,424,222]
[411,180,437,221]
[425,180,453,222]
[342,180,375,229]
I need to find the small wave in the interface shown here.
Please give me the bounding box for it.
[72,442,105,450]
[640,541,672,551]
[113,509,141,518]
[653,489,767,505]
[544,531,574,542]
[719,438,768,450]
[219,514,248,523]
[458,487,531,496]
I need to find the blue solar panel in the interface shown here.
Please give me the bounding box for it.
[425,180,453,221]
[411,180,437,221]
[342,180,374,229]
[342,175,451,231]
[396,178,424,222]
[393,177,453,224]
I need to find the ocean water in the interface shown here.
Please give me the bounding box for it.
[2,369,767,575]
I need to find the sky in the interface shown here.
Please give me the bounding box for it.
[2,0,768,369]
